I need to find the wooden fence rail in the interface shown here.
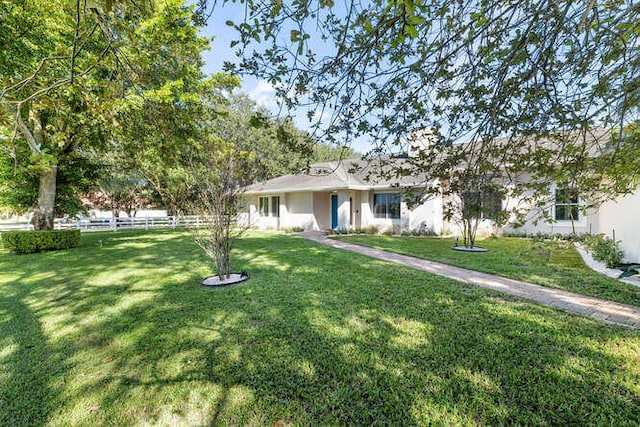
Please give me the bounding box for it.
[0,216,209,232]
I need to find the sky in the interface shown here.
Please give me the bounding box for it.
[199,3,374,154]
[200,4,271,109]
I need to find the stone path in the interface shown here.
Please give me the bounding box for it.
[298,232,640,329]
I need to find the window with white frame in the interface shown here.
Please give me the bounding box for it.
[373,193,401,219]
[555,188,580,221]
[258,196,269,217]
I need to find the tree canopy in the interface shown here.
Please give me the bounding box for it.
[0,0,212,228]
[226,0,638,141]
[217,0,639,240]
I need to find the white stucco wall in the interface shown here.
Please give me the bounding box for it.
[360,191,373,227]
[362,191,401,232]
[408,195,444,234]
[336,191,351,229]
[313,192,332,230]
[360,191,444,233]
[284,192,318,230]
[502,183,597,236]
[241,194,282,230]
[498,180,640,262]
[351,192,362,229]
[597,189,640,262]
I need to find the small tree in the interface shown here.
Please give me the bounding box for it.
[451,188,483,249]
[446,178,506,248]
[188,141,252,280]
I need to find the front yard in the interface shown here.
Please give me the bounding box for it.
[1,230,639,424]
[337,235,640,307]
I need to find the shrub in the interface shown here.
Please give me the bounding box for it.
[401,228,437,237]
[282,227,305,233]
[583,233,624,268]
[2,230,81,254]
[502,231,587,242]
[364,225,379,235]
[325,227,350,235]
[502,231,529,238]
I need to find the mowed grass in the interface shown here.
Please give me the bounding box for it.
[0,230,639,425]
[337,235,640,307]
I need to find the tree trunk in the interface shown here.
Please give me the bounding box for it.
[31,165,58,231]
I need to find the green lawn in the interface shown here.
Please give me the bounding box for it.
[1,230,639,425]
[337,235,640,307]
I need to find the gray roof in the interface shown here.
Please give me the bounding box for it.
[244,157,428,194]
[244,128,613,195]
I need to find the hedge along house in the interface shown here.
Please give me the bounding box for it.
[240,157,445,234]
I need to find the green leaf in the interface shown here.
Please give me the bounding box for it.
[404,24,418,39]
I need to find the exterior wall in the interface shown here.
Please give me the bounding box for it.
[437,193,497,237]
[313,192,332,230]
[500,181,640,262]
[237,199,254,228]
[337,191,350,229]
[351,191,362,229]
[364,191,401,232]
[284,192,318,230]
[502,183,597,236]
[356,190,444,233]
[408,195,444,234]
[360,191,373,228]
[241,194,282,230]
[597,189,640,262]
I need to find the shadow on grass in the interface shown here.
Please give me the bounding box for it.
[0,230,638,424]
[0,288,70,425]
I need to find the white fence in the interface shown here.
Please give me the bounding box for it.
[0,216,209,232]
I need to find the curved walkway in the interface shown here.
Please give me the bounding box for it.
[298,232,640,330]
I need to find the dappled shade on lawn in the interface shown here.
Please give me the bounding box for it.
[0,230,638,424]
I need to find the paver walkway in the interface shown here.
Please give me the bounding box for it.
[298,232,640,329]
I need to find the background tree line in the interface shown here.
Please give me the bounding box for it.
[0,0,356,225]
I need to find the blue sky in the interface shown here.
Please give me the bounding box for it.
[200,4,266,107]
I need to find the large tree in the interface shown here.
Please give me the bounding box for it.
[217,0,639,239]
[211,93,360,181]
[0,0,210,229]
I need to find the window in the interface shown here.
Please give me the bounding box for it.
[462,191,502,220]
[258,197,269,217]
[373,193,401,219]
[555,188,579,221]
[482,192,503,220]
[271,196,280,218]
[462,191,502,219]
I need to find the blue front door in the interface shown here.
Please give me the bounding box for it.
[331,194,338,229]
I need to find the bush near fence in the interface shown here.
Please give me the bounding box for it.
[2,230,81,254]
